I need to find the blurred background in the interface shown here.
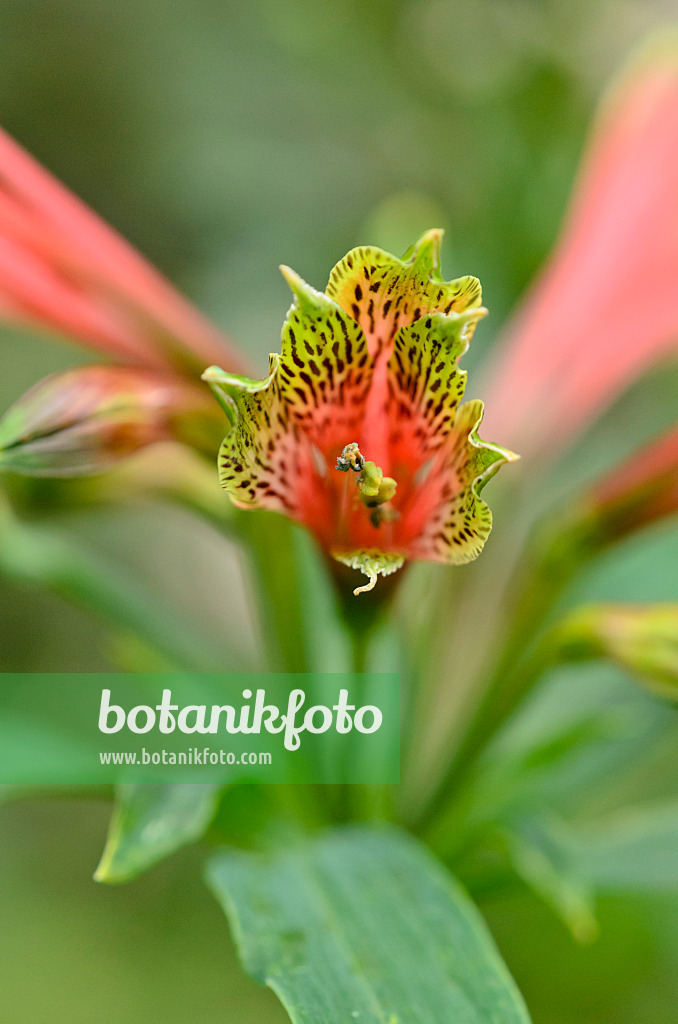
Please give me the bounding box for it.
[1,0,678,1020]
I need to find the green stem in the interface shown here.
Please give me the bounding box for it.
[239,513,310,673]
[350,627,369,675]
[345,618,399,823]
[416,517,591,839]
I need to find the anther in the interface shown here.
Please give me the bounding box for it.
[335,442,365,473]
[335,442,399,529]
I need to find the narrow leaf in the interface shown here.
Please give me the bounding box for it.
[572,801,678,891]
[503,815,598,943]
[95,783,220,883]
[207,825,531,1024]
[0,494,236,672]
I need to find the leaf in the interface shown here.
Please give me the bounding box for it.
[0,494,240,672]
[571,801,678,891]
[95,783,220,883]
[207,825,532,1024]
[502,815,598,943]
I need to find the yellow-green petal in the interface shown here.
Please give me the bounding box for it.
[326,229,482,361]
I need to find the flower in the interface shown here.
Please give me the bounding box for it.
[204,231,516,595]
[481,44,678,459]
[0,126,245,375]
[0,127,249,483]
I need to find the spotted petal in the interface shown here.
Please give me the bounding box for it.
[326,229,482,361]
[386,309,487,468]
[408,399,517,564]
[382,310,517,565]
[204,269,371,528]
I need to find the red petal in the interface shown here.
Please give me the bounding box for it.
[0,127,247,373]
[482,49,678,456]
[587,422,678,539]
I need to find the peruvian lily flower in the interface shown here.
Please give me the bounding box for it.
[204,232,517,595]
[0,127,247,481]
[481,45,678,460]
[0,126,245,376]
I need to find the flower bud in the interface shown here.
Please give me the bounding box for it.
[556,603,678,700]
[0,365,219,476]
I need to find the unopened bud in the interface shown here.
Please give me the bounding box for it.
[556,603,678,700]
[0,365,218,476]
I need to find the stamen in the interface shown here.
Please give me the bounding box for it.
[335,442,399,528]
[336,442,364,473]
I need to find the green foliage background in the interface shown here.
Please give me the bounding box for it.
[0,1,677,1021]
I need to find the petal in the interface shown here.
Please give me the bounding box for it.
[379,309,514,564]
[405,399,517,564]
[385,308,487,470]
[584,421,678,542]
[277,267,373,450]
[481,44,678,456]
[0,231,162,365]
[205,269,372,527]
[0,127,245,374]
[326,229,482,361]
[206,356,298,514]
[331,549,405,596]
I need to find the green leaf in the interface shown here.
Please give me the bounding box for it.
[502,814,598,943]
[207,825,532,1024]
[571,801,678,891]
[0,494,237,672]
[95,783,220,883]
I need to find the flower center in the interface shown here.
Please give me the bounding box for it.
[335,442,399,528]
